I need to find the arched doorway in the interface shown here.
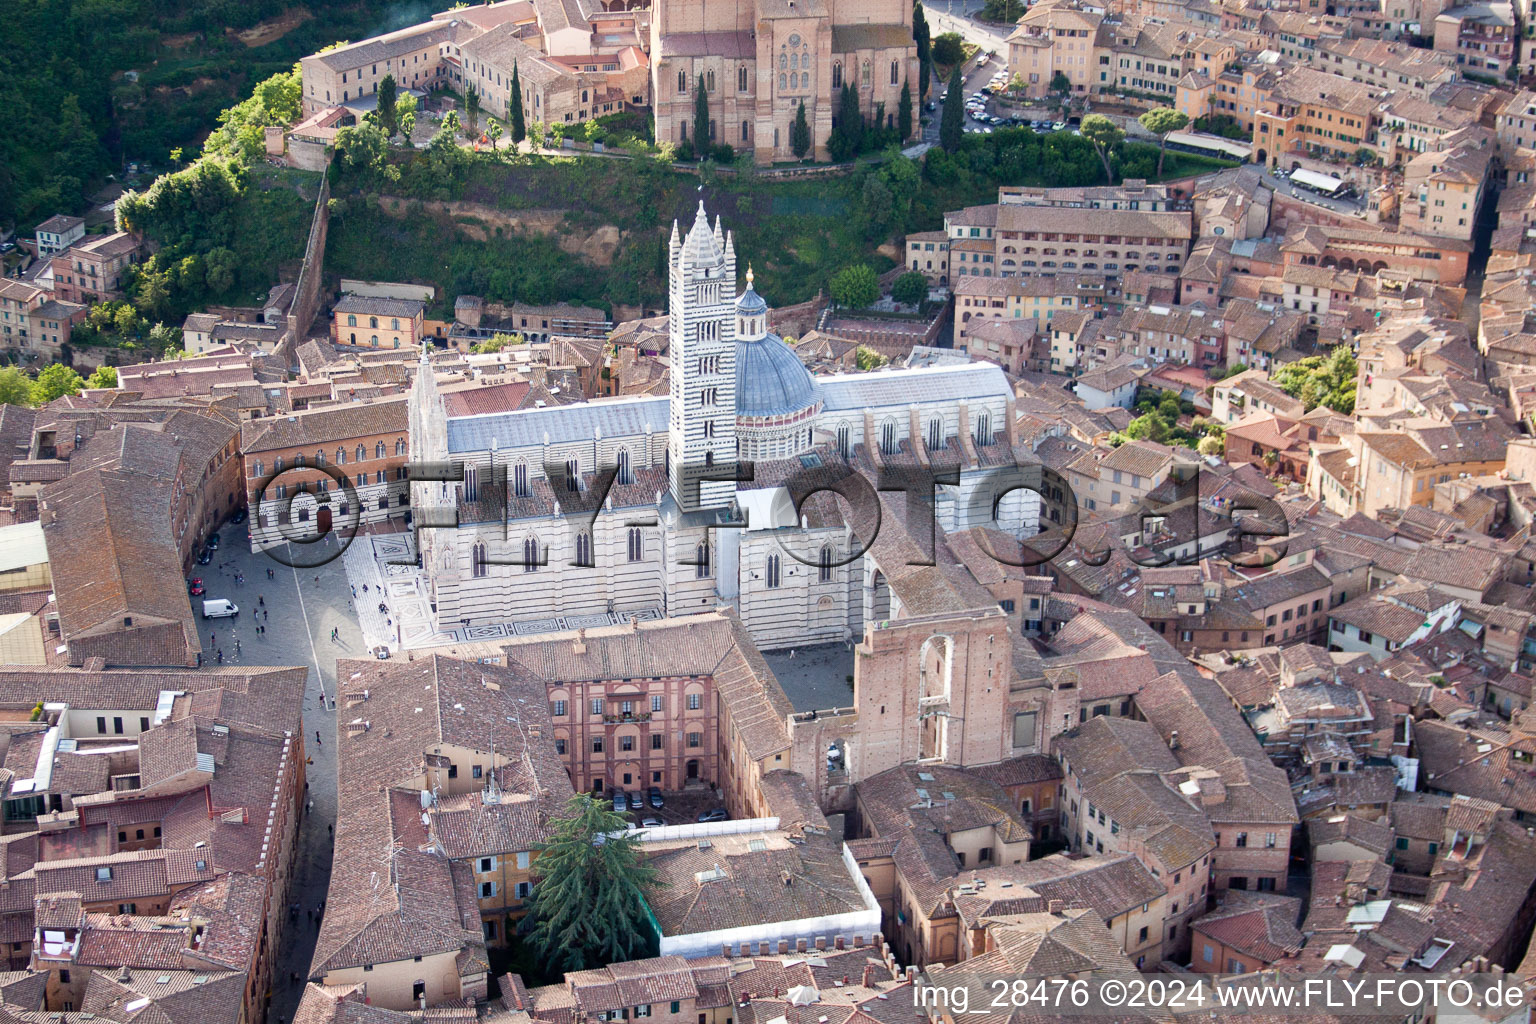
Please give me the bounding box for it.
[686,759,700,780]
[316,505,332,536]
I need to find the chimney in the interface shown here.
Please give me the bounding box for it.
[573,628,587,655]
[1048,899,1065,915]
[1169,730,1180,750]
[862,965,877,988]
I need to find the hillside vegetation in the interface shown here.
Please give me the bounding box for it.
[0,0,379,229]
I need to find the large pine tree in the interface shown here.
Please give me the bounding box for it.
[510,63,526,143]
[520,795,660,973]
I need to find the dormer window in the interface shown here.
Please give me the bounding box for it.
[96,867,112,882]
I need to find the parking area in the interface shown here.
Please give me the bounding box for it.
[612,788,728,829]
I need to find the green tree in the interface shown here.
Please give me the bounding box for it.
[113,304,140,337]
[133,266,172,318]
[694,75,710,153]
[1137,107,1189,178]
[1080,114,1125,183]
[520,794,660,974]
[399,111,416,141]
[892,271,927,307]
[932,32,966,66]
[465,87,481,136]
[940,66,964,153]
[1197,435,1224,457]
[982,0,1025,21]
[205,248,238,294]
[791,101,812,160]
[529,119,547,152]
[510,64,527,144]
[0,368,38,408]
[334,122,389,174]
[377,75,398,137]
[828,84,864,162]
[1272,347,1358,414]
[831,264,880,309]
[86,365,119,389]
[488,121,504,152]
[897,81,913,142]
[1050,71,1072,97]
[35,364,84,403]
[1124,410,1170,443]
[854,344,889,371]
[442,110,462,136]
[473,332,524,353]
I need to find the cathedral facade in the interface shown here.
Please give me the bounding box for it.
[648,0,920,163]
[409,205,1038,651]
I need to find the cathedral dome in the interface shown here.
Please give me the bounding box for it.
[735,332,817,418]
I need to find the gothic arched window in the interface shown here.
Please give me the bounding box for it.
[790,52,798,70]
[678,70,687,93]
[356,444,366,462]
[472,542,488,578]
[738,65,748,92]
[819,545,833,583]
[832,62,842,89]
[696,543,710,579]
[837,424,850,458]
[523,537,541,573]
[928,418,942,451]
[779,53,788,70]
[766,554,781,589]
[513,463,529,497]
[464,465,479,503]
[780,73,787,90]
[616,448,631,486]
[861,60,871,86]
[881,421,896,455]
[315,450,325,467]
[975,411,992,446]
[336,447,347,465]
[575,531,593,568]
[627,527,643,562]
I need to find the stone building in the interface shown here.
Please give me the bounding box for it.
[409,205,1038,654]
[649,0,919,163]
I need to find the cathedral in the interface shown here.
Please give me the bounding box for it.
[409,204,1038,650]
[648,0,920,163]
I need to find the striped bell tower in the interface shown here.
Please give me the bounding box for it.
[667,202,738,512]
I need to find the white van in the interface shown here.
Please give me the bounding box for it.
[202,599,239,619]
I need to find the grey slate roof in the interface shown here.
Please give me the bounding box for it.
[815,363,1011,412]
[445,396,669,453]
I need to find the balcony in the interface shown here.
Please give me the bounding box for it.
[602,711,652,724]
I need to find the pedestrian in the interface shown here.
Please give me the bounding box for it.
[307,799,314,814]
[210,632,216,645]
[235,638,241,653]
[363,583,369,593]
[351,584,357,597]
[259,595,265,607]
[267,567,274,579]
[328,823,333,837]
[217,649,224,664]
[314,575,320,586]
[316,730,322,743]
[307,908,314,923]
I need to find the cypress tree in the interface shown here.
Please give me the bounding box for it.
[510,63,526,143]
[897,81,913,142]
[694,74,710,154]
[940,65,963,153]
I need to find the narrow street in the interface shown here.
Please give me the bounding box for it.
[195,526,363,1024]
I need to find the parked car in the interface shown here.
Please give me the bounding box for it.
[640,817,664,829]
[188,578,204,597]
[627,790,643,811]
[976,54,989,66]
[612,792,627,813]
[230,508,247,525]
[0,243,14,254]
[648,786,664,809]
[206,533,220,550]
[925,101,937,112]
[1052,121,1066,131]
[196,549,212,565]
[697,808,729,823]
